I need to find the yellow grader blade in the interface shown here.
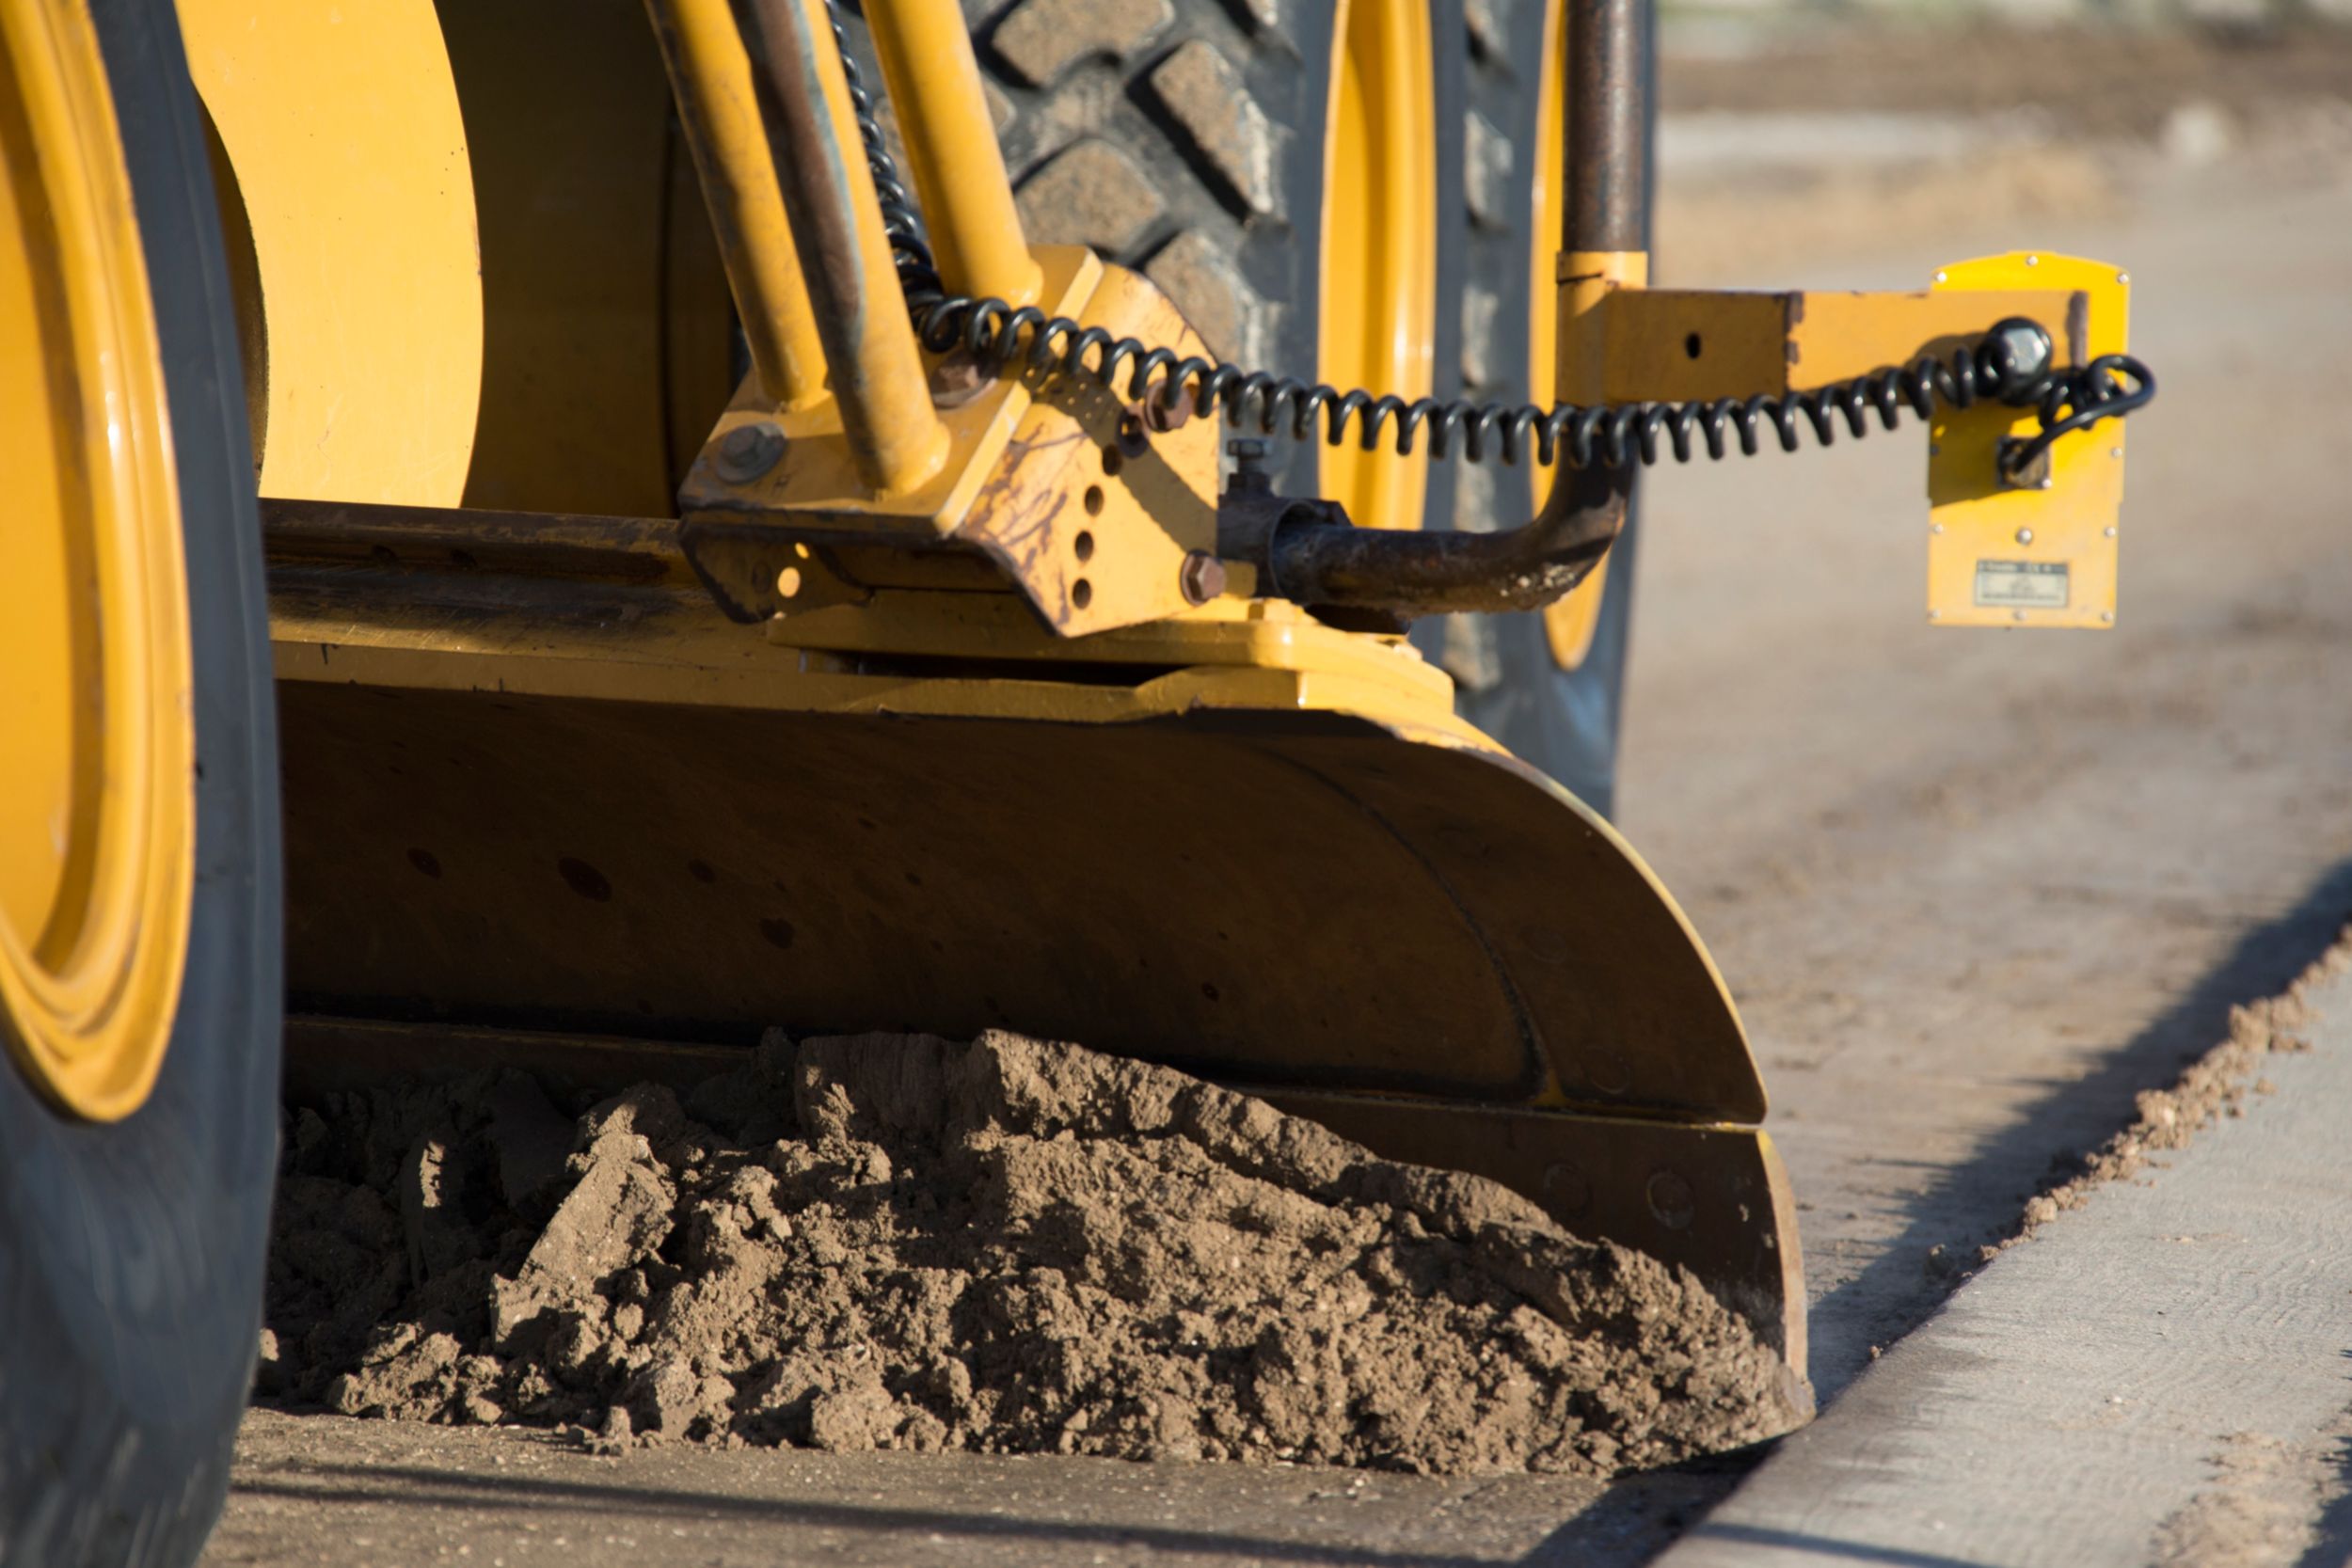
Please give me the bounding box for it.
[264,496,1805,1372]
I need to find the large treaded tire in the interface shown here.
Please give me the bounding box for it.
[0,2,281,1563]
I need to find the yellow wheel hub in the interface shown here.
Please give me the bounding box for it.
[1319,0,1435,534]
[0,0,197,1121]
[1530,0,1609,671]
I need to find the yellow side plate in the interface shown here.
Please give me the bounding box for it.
[1928,253,2129,629]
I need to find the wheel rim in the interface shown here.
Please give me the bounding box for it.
[0,0,196,1121]
[1528,0,1610,671]
[1318,0,1436,533]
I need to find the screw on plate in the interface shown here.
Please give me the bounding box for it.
[1228,438,1274,494]
[713,421,786,483]
[1179,550,1228,606]
[2016,527,2034,546]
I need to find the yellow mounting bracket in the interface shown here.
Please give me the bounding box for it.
[677,246,1221,638]
[1927,254,2128,629]
[1570,255,2133,630]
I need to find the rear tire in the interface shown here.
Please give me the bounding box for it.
[0,2,280,1563]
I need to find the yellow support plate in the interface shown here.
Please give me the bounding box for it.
[1927,253,2129,629]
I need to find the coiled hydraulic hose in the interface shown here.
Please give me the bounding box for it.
[825,2,2153,483]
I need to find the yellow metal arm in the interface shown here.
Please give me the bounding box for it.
[1561,252,2138,630]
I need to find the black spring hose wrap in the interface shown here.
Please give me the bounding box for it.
[825,4,2153,481]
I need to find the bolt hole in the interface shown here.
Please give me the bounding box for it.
[1084,484,1104,516]
[1101,446,1123,476]
[1072,578,1093,610]
[1074,531,1095,563]
[1684,332,1703,360]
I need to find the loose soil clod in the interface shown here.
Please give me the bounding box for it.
[263,1030,1807,1475]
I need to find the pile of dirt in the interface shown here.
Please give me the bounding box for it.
[262,1029,1807,1476]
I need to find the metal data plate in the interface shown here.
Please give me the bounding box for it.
[1927,253,2130,629]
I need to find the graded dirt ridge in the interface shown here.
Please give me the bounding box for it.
[262,1029,1808,1476]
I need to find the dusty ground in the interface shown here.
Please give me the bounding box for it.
[206,27,2352,1568]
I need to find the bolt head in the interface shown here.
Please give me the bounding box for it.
[2015,527,2034,546]
[2100,610,2114,623]
[1178,550,1228,607]
[713,421,786,483]
[1931,522,1946,535]
[2013,609,2028,622]
[929,354,990,408]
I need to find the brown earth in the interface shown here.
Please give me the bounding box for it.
[261,1029,1805,1478]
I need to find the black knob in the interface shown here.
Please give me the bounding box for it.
[1978,318,2056,406]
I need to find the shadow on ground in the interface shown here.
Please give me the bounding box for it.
[1804,856,2352,1405]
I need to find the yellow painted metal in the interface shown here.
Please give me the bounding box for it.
[264,532,1756,1117]
[177,0,481,505]
[682,249,1217,636]
[1548,264,2128,630]
[1541,247,1647,670]
[743,0,946,497]
[0,0,196,1120]
[1928,254,2127,629]
[863,0,1041,309]
[439,0,735,517]
[645,0,827,410]
[1589,284,2082,404]
[1318,0,1436,533]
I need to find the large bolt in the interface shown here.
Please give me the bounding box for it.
[1979,317,2056,406]
[929,353,990,409]
[1133,391,1191,434]
[1178,550,1228,606]
[713,420,786,483]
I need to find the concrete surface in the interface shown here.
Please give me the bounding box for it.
[1657,949,2352,1567]
[206,70,2352,1568]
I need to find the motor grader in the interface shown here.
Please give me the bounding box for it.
[0,0,2151,1557]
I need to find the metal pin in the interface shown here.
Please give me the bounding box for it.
[1933,270,1948,285]
[1931,522,1945,534]
[2117,271,2130,284]
[713,420,787,483]
[2100,610,2115,623]
[1927,609,1941,621]
[2110,447,2123,459]
[2015,527,2034,545]
[2026,254,2040,267]
[2013,609,2027,622]
[2104,525,2118,538]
